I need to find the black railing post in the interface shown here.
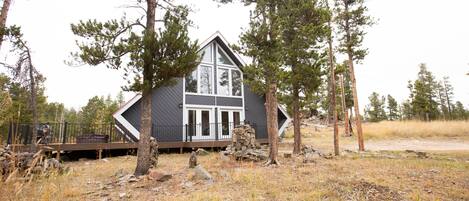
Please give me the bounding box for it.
[190,124,192,142]
[185,124,188,142]
[215,122,219,141]
[109,122,113,143]
[7,121,12,145]
[62,122,68,144]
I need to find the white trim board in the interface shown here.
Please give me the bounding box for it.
[113,94,142,140]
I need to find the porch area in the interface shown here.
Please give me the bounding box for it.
[5,122,264,153]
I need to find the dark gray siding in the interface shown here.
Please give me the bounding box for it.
[121,78,184,142]
[216,97,242,107]
[185,95,215,105]
[243,85,268,139]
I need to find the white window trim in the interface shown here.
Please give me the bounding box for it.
[216,44,237,67]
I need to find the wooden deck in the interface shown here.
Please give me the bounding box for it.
[10,139,269,153]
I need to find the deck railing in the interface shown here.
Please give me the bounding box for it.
[5,121,257,145]
[6,122,127,145]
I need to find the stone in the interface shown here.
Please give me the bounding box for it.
[196,148,209,156]
[284,153,292,158]
[119,192,126,198]
[150,137,159,168]
[193,165,213,181]
[148,170,172,182]
[189,151,197,168]
[224,124,268,162]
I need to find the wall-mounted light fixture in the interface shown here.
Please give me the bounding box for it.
[178,103,183,109]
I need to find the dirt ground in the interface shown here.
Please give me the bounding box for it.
[1,142,468,201]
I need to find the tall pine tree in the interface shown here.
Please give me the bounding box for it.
[70,1,200,175]
[335,0,374,151]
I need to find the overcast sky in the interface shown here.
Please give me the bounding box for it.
[1,0,468,111]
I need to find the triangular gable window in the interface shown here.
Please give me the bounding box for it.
[200,45,212,63]
[217,47,234,66]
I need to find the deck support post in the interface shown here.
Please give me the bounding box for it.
[98,149,102,159]
[180,147,183,154]
[56,148,61,160]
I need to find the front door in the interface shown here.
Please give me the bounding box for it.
[218,109,243,140]
[186,108,214,140]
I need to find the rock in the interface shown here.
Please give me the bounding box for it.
[193,165,213,181]
[118,174,138,184]
[189,151,197,168]
[148,170,172,182]
[303,153,318,163]
[284,153,292,158]
[196,148,209,156]
[180,181,193,189]
[224,124,268,162]
[119,192,126,198]
[101,158,109,163]
[150,137,159,168]
[114,169,125,178]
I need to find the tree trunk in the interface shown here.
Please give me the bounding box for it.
[292,83,301,155]
[346,55,364,151]
[134,0,156,176]
[0,0,11,50]
[327,29,339,156]
[265,83,279,165]
[339,74,350,137]
[443,84,452,119]
[26,49,38,151]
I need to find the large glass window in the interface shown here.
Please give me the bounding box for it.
[217,47,234,65]
[201,46,212,63]
[185,70,197,93]
[218,69,230,96]
[199,65,212,94]
[231,70,242,96]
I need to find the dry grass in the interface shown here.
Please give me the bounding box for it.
[0,150,468,201]
[362,120,469,140]
[285,120,469,140]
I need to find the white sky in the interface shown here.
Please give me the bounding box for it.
[2,0,468,111]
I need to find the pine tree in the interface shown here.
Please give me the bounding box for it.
[279,0,329,154]
[453,101,467,120]
[233,0,284,165]
[335,0,374,151]
[442,76,454,119]
[410,64,439,121]
[365,92,386,122]
[1,26,41,150]
[70,1,200,175]
[387,95,399,120]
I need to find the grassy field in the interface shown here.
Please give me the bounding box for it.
[1,120,468,201]
[1,151,468,201]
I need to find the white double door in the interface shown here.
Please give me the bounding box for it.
[186,107,215,140]
[185,107,243,140]
[218,109,243,139]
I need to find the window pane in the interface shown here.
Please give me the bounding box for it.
[218,69,229,96]
[185,70,197,93]
[202,111,210,136]
[221,111,229,135]
[201,46,212,63]
[188,110,196,136]
[233,112,240,126]
[231,70,242,96]
[217,47,234,65]
[200,65,212,94]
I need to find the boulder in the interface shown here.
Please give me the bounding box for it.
[196,148,209,156]
[193,165,213,181]
[148,170,172,182]
[189,151,197,168]
[224,124,267,162]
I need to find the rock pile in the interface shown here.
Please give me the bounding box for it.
[1,145,65,181]
[301,145,326,163]
[222,124,268,161]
